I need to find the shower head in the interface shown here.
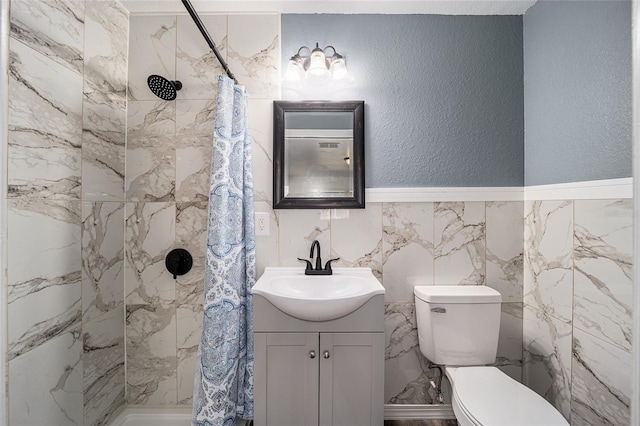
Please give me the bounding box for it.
[147,74,183,101]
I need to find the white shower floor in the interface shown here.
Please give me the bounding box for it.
[108,406,191,426]
[109,406,255,426]
[108,404,454,425]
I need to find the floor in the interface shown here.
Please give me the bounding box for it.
[384,421,458,426]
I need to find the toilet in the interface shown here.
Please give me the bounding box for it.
[414,285,569,426]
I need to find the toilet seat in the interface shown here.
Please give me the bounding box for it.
[446,366,569,426]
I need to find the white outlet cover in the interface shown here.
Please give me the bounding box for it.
[255,212,270,236]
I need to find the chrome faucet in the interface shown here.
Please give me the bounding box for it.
[298,240,339,275]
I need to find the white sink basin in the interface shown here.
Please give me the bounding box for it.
[252,267,385,321]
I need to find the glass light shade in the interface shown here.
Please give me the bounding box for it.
[306,49,330,86]
[330,58,353,85]
[284,59,304,82]
[308,49,328,74]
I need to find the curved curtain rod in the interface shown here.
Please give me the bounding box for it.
[181,0,239,85]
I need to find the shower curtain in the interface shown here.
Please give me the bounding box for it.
[192,75,256,426]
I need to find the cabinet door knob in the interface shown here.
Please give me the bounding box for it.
[309,350,316,359]
[323,350,330,359]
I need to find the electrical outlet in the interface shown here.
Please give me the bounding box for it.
[255,212,270,236]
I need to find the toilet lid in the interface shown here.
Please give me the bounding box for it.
[449,367,569,426]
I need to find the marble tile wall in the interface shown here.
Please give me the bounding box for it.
[523,199,633,424]
[124,13,280,405]
[6,0,128,425]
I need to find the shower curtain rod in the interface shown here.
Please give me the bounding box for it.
[181,0,239,85]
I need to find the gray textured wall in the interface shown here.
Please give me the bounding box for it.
[523,1,632,185]
[282,14,524,188]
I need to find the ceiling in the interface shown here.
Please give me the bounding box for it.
[121,0,538,15]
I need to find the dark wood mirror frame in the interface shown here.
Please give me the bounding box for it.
[273,100,365,209]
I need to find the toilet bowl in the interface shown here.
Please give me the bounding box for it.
[414,285,568,426]
[446,366,568,426]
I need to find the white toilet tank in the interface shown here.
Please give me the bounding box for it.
[414,285,501,366]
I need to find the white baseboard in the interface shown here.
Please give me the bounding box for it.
[365,177,633,202]
[524,177,632,200]
[366,186,523,202]
[108,404,456,425]
[383,403,456,420]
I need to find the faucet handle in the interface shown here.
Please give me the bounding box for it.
[297,258,313,272]
[323,258,340,273]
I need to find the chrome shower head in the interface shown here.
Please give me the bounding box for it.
[147,74,183,101]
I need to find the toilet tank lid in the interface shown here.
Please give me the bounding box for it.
[414,285,501,303]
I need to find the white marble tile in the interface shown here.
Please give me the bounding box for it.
[175,201,207,305]
[8,38,83,199]
[125,203,176,306]
[176,99,216,140]
[331,204,383,277]
[8,200,81,360]
[176,201,208,260]
[486,201,523,302]
[523,305,572,421]
[82,0,128,202]
[384,303,443,404]
[176,14,227,100]
[494,303,523,382]
[278,209,330,267]
[382,203,434,302]
[248,99,274,204]
[178,346,199,405]
[254,202,279,277]
[83,306,125,426]
[573,199,633,351]
[9,0,85,74]
[127,100,176,145]
[126,101,176,201]
[524,200,574,324]
[128,15,177,101]
[177,255,205,307]
[9,330,83,426]
[82,202,125,323]
[177,304,203,404]
[82,126,125,202]
[434,202,485,285]
[84,0,128,101]
[126,303,177,405]
[571,329,631,425]
[227,14,280,99]
[176,144,212,202]
[126,145,176,202]
[384,302,423,403]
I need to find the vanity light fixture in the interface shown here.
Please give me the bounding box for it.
[284,43,354,87]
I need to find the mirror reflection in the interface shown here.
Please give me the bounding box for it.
[273,101,365,209]
[284,111,354,198]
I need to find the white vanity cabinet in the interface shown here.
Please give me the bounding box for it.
[253,293,385,426]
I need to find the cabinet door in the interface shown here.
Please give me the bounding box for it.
[319,333,384,426]
[254,332,319,426]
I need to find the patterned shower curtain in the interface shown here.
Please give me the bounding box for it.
[192,75,256,426]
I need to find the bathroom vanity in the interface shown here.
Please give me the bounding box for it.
[252,267,385,426]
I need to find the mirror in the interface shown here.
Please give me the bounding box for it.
[273,101,365,209]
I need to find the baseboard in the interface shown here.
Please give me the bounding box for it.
[108,404,456,425]
[366,186,523,202]
[384,403,456,420]
[365,177,633,202]
[524,177,632,200]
